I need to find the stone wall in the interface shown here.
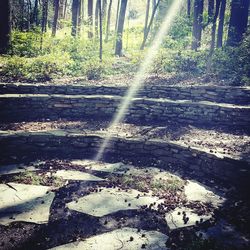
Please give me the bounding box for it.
[0,94,249,128]
[0,131,249,188]
[0,83,249,104]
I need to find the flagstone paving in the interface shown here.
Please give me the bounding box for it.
[0,159,249,249]
[66,187,163,217]
[49,227,169,250]
[0,183,55,225]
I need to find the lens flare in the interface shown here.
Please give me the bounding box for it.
[95,0,184,161]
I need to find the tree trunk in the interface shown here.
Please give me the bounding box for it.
[210,0,221,54]
[41,0,49,33]
[77,0,82,34]
[19,0,25,31]
[105,0,112,42]
[140,0,160,50]
[33,0,39,26]
[0,0,11,54]
[95,0,100,37]
[102,0,107,21]
[27,0,32,30]
[115,0,120,32]
[99,0,103,62]
[115,0,128,56]
[191,0,204,50]
[208,0,214,23]
[72,0,79,36]
[227,0,250,46]
[63,0,68,18]
[187,0,191,18]
[52,0,60,36]
[88,0,93,38]
[143,0,150,41]
[216,0,226,48]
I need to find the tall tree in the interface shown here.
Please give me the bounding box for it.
[105,0,113,42]
[99,0,103,62]
[95,0,100,37]
[187,0,191,18]
[192,0,204,50]
[210,0,221,53]
[115,0,120,32]
[77,0,82,34]
[140,0,160,50]
[33,0,39,26]
[216,0,226,48]
[227,0,250,46]
[208,0,214,23]
[52,0,60,36]
[0,0,11,54]
[115,0,128,56]
[88,0,93,38]
[41,0,49,33]
[63,0,68,18]
[143,0,150,43]
[71,0,79,36]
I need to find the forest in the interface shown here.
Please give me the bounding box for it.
[0,0,249,85]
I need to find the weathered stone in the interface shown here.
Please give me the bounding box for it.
[48,227,169,250]
[0,183,55,225]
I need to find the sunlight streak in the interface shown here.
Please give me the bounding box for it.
[95,0,184,161]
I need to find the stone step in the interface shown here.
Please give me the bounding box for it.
[1,82,249,105]
[0,120,249,162]
[0,94,249,128]
[1,129,249,188]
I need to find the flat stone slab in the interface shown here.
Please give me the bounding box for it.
[49,227,169,250]
[0,164,39,176]
[52,170,104,181]
[67,187,162,217]
[165,207,211,230]
[184,180,225,207]
[71,160,130,174]
[0,183,55,225]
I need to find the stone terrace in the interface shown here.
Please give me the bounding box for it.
[0,81,250,249]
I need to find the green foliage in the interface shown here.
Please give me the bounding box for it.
[211,34,250,85]
[152,47,207,75]
[169,15,192,40]
[10,30,41,57]
[1,54,72,81]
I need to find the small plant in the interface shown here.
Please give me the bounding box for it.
[11,171,64,187]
